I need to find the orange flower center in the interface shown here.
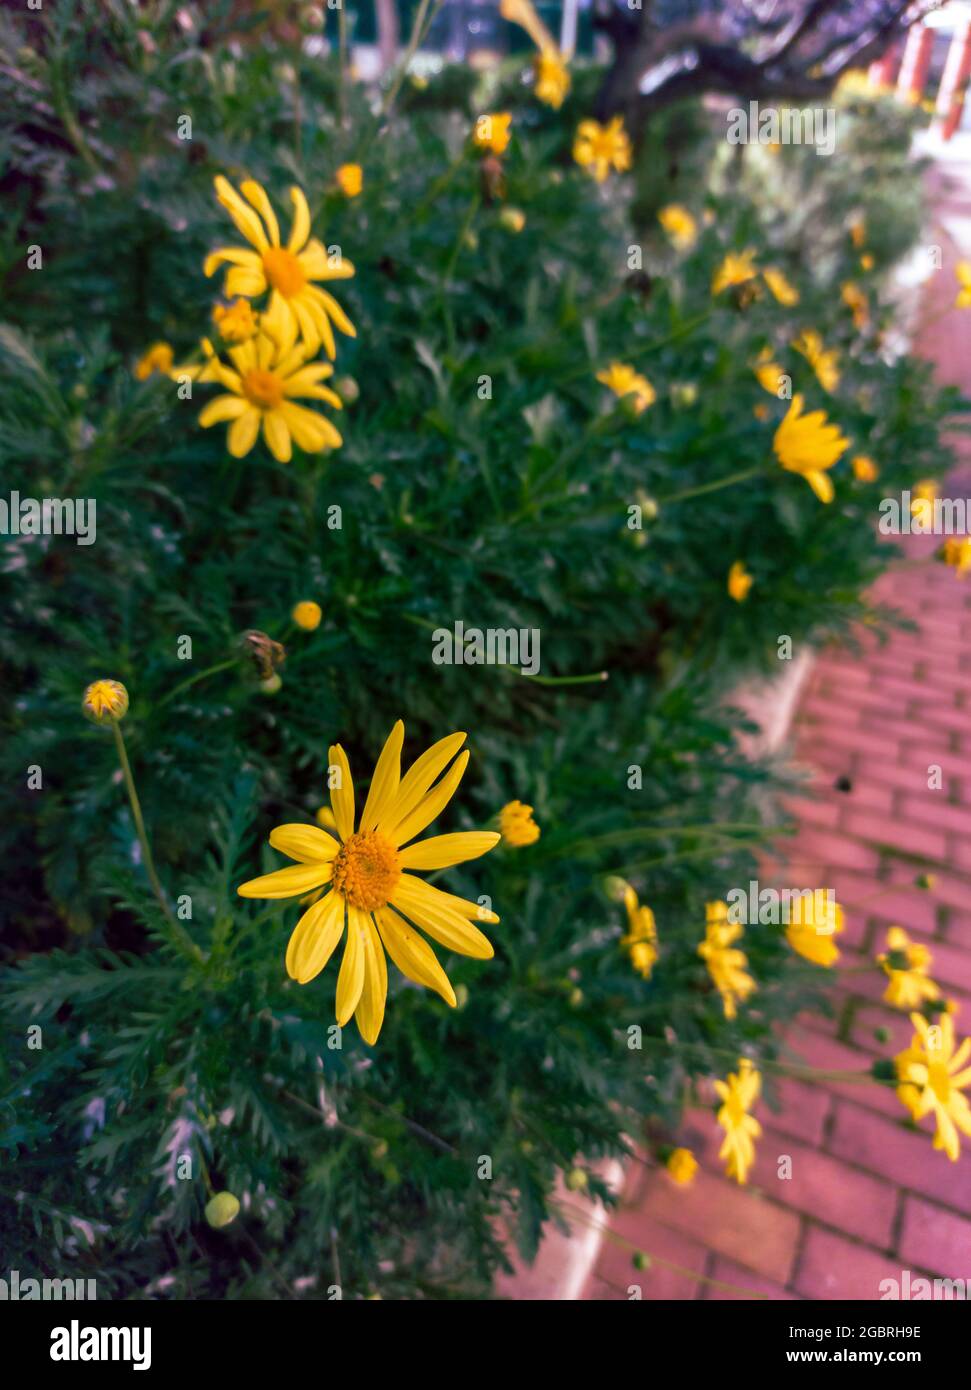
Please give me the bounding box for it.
[262,247,306,297]
[242,369,285,410]
[332,831,400,911]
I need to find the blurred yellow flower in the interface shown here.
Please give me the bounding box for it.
[597,361,655,414]
[237,721,500,1044]
[335,163,363,197]
[499,799,540,846]
[573,116,632,182]
[473,112,512,154]
[715,1059,761,1184]
[619,884,658,980]
[134,342,174,380]
[712,248,758,296]
[212,299,259,344]
[849,214,866,249]
[204,176,356,360]
[658,204,697,250]
[292,601,322,630]
[786,895,843,967]
[534,49,570,109]
[754,346,786,395]
[198,332,343,463]
[727,560,753,603]
[879,926,940,1010]
[763,267,799,305]
[895,1012,971,1161]
[773,394,849,503]
[841,280,869,330]
[792,329,840,392]
[852,454,879,482]
[860,253,874,271]
[943,536,971,577]
[911,479,938,527]
[698,901,756,1020]
[666,1148,697,1185]
[956,262,971,308]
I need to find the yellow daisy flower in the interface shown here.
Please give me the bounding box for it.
[134,342,174,380]
[852,454,879,482]
[534,49,570,109]
[792,329,840,393]
[619,884,658,980]
[596,362,656,414]
[698,901,756,1020]
[666,1147,697,1185]
[895,1012,971,1161]
[573,116,632,182]
[773,394,850,503]
[955,262,971,308]
[879,926,940,1010]
[237,722,501,1045]
[204,176,356,361]
[786,895,844,967]
[198,332,343,463]
[715,1059,762,1184]
[712,248,758,296]
[658,204,697,251]
[763,267,799,305]
[473,112,512,155]
[727,560,753,603]
[499,799,540,846]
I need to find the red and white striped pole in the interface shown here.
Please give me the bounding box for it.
[896,22,935,101]
[934,21,971,141]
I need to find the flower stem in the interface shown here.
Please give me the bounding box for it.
[657,465,764,507]
[111,722,204,964]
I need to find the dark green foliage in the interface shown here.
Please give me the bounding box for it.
[0,4,961,1297]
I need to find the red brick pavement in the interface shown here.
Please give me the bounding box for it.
[584,160,971,1301]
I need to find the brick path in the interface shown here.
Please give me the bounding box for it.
[584,156,971,1301]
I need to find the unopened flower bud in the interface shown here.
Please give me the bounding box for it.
[292,601,322,631]
[333,376,359,405]
[205,1191,240,1228]
[82,680,129,725]
[565,1167,588,1191]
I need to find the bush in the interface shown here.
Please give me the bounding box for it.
[0,6,963,1296]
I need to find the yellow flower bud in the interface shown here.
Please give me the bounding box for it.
[499,207,526,233]
[292,601,322,631]
[82,680,129,725]
[565,1167,588,1191]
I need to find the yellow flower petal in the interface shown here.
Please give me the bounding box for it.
[237,862,334,899]
[398,831,501,870]
[285,890,345,983]
[268,823,340,863]
[375,906,457,1006]
[391,875,494,959]
[328,743,355,840]
[335,904,367,1025]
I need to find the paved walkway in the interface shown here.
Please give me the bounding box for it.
[584,156,971,1301]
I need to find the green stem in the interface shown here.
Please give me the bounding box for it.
[157,658,239,710]
[112,722,204,963]
[441,193,480,358]
[657,464,763,507]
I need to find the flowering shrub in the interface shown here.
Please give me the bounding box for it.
[2,5,969,1297]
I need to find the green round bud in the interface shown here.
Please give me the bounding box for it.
[633,1251,652,1271]
[565,1167,588,1191]
[333,376,359,405]
[454,984,469,1009]
[259,674,282,695]
[871,1057,898,1085]
[205,1191,240,1228]
[872,1026,891,1045]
